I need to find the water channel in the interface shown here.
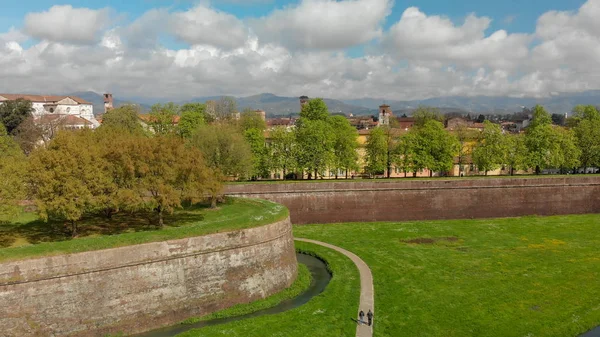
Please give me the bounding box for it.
[131,253,331,337]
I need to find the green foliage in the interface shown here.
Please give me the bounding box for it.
[0,98,34,135]
[0,124,26,219]
[295,214,600,337]
[328,116,359,177]
[572,105,600,170]
[189,123,253,180]
[504,134,528,175]
[148,102,179,135]
[239,108,266,132]
[178,103,206,138]
[99,105,145,135]
[295,119,334,179]
[365,127,388,175]
[528,104,552,129]
[472,121,507,175]
[401,120,459,176]
[412,106,444,127]
[548,127,580,172]
[244,128,270,179]
[299,98,329,122]
[269,126,297,178]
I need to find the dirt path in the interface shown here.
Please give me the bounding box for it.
[295,238,374,337]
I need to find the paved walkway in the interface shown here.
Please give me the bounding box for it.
[295,238,374,337]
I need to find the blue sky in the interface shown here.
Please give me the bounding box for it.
[1,0,598,100]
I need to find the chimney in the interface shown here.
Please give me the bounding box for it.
[104,93,114,114]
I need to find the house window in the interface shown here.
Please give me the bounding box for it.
[66,107,71,113]
[49,108,54,113]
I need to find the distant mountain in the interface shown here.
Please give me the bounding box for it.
[343,91,600,114]
[66,91,151,115]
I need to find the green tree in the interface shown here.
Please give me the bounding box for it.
[244,128,270,180]
[412,106,443,127]
[269,126,297,179]
[505,134,528,176]
[525,105,555,174]
[0,98,34,135]
[472,121,507,175]
[28,129,112,236]
[239,108,267,132]
[402,120,459,177]
[300,98,329,122]
[148,102,179,135]
[295,119,334,179]
[572,105,600,172]
[454,124,477,177]
[213,96,238,120]
[328,116,359,178]
[365,127,388,176]
[100,105,146,135]
[178,103,206,139]
[0,124,26,219]
[189,123,253,180]
[548,127,580,174]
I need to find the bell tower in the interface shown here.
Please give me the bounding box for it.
[378,104,392,126]
[104,93,114,114]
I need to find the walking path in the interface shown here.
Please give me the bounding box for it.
[295,238,374,337]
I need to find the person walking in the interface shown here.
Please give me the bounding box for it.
[367,309,373,326]
[358,310,365,325]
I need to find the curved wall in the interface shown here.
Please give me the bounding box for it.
[0,218,297,337]
[225,177,600,224]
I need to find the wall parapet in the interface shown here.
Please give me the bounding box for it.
[0,217,297,337]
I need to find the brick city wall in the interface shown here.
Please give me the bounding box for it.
[225,177,600,224]
[0,218,297,337]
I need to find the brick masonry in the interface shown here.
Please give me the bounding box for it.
[0,218,297,337]
[225,177,600,224]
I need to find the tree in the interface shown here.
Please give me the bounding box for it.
[504,134,528,176]
[100,105,146,135]
[365,127,387,176]
[476,114,486,123]
[548,127,580,174]
[0,124,26,219]
[472,121,507,175]
[295,119,334,179]
[551,113,566,126]
[525,105,555,174]
[269,126,297,179]
[0,98,34,135]
[239,108,267,132]
[213,96,238,120]
[402,120,459,177]
[299,98,329,122]
[328,116,359,178]
[412,106,443,127]
[28,129,112,236]
[148,103,179,135]
[178,103,206,138]
[454,124,477,177]
[189,123,253,180]
[244,128,270,180]
[572,105,600,172]
[13,117,44,155]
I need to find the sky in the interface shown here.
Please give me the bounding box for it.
[0,0,597,101]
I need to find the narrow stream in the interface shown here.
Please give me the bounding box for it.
[580,326,600,337]
[131,253,331,337]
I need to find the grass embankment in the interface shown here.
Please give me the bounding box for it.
[228,173,600,185]
[295,214,600,337]
[176,241,360,337]
[0,198,288,263]
[182,263,311,324]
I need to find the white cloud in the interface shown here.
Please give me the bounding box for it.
[250,0,393,50]
[23,5,111,44]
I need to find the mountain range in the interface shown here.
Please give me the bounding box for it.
[67,91,600,117]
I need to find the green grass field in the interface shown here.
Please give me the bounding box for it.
[293,214,600,337]
[176,241,360,337]
[0,198,288,262]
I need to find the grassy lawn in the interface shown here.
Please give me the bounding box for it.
[0,197,288,263]
[176,241,360,337]
[227,174,600,185]
[294,214,600,337]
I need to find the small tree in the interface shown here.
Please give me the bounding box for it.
[328,116,359,178]
[0,124,26,219]
[178,103,206,139]
[472,121,507,175]
[244,128,270,180]
[412,106,443,128]
[0,98,34,135]
[505,134,528,176]
[239,108,267,132]
[269,126,297,179]
[572,105,600,172]
[295,119,334,179]
[525,105,554,174]
[365,127,388,176]
[100,105,146,135]
[148,103,179,135]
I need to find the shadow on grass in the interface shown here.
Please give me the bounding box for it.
[0,202,212,248]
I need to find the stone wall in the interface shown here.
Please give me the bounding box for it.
[0,218,297,337]
[225,177,600,224]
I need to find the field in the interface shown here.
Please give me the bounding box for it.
[178,214,600,337]
[0,197,288,262]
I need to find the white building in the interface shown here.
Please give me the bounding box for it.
[0,94,100,128]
